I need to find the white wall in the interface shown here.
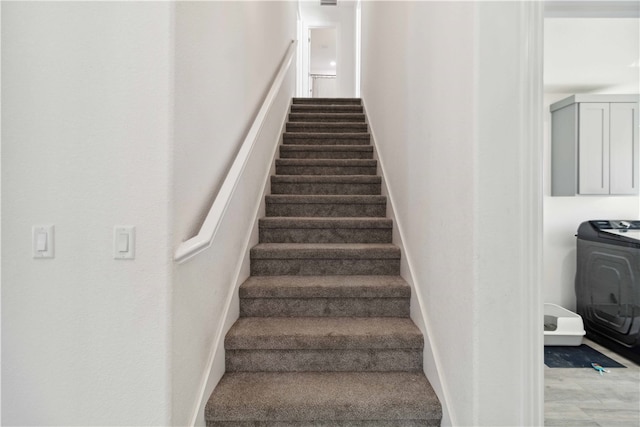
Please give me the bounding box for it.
[2,3,173,425]
[298,1,356,97]
[2,2,298,425]
[172,2,297,425]
[173,2,296,243]
[542,18,640,310]
[361,2,543,425]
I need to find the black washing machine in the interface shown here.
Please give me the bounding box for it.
[576,220,640,363]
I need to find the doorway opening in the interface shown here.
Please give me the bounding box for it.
[309,27,337,98]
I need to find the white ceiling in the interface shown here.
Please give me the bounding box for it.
[544,17,639,94]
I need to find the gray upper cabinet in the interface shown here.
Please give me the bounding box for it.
[551,95,639,196]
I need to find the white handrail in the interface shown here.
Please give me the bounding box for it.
[174,40,297,264]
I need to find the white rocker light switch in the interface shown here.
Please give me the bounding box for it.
[33,225,54,258]
[114,226,135,259]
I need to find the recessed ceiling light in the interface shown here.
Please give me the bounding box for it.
[330,61,336,66]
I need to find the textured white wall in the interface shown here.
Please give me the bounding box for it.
[361,4,474,424]
[361,2,542,425]
[2,2,173,425]
[172,2,297,425]
[174,2,297,243]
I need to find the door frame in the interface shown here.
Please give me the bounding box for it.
[298,24,338,98]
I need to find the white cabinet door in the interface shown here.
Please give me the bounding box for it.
[610,102,639,195]
[578,103,610,195]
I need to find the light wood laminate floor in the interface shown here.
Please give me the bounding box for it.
[545,338,640,427]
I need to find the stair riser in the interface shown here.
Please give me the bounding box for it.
[284,135,370,145]
[290,105,364,114]
[293,98,361,105]
[208,421,437,427]
[240,297,409,317]
[239,276,411,299]
[266,203,386,218]
[259,228,392,244]
[270,182,381,195]
[279,150,373,160]
[226,349,421,373]
[250,259,400,276]
[288,114,365,123]
[286,124,368,133]
[266,200,387,218]
[276,165,377,175]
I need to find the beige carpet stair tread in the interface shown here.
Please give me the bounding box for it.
[206,372,441,423]
[293,97,363,105]
[225,317,422,349]
[266,194,386,204]
[259,217,392,229]
[250,243,401,259]
[271,175,381,183]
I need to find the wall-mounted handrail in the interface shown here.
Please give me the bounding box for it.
[174,40,297,264]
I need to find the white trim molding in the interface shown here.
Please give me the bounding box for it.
[519,1,545,425]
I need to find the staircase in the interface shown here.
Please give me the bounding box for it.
[205,98,442,426]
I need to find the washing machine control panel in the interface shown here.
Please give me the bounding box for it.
[590,220,640,230]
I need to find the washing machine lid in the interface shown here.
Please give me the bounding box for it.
[602,229,640,243]
[579,220,640,246]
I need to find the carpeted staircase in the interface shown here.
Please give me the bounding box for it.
[205,98,442,426]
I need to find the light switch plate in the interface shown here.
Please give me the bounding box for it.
[33,225,54,258]
[114,226,135,260]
